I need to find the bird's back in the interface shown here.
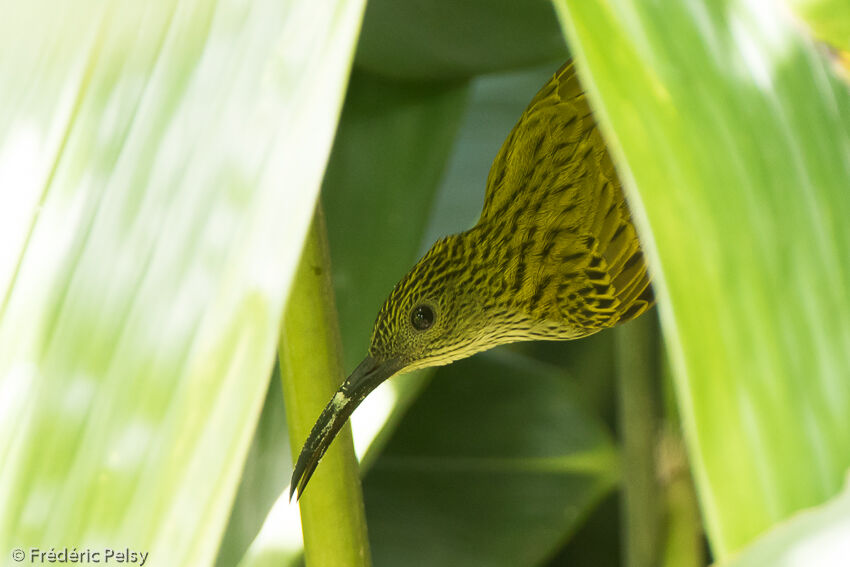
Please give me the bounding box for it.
[476,62,654,337]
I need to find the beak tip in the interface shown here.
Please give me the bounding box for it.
[290,460,309,501]
[288,355,400,500]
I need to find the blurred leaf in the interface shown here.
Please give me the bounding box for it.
[364,350,619,567]
[215,364,291,567]
[788,0,850,51]
[354,0,568,81]
[546,492,622,566]
[555,0,850,558]
[719,478,850,567]
[513,333,618,428]
[0,1,363,565]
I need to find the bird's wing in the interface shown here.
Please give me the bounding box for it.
[480,61,653,328]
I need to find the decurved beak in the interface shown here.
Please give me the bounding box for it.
[290,355,401,500]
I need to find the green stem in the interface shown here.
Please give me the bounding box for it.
[279,205,371,567]
[658,350,705,567]
[615,313,661,567]
[657,427,704,567]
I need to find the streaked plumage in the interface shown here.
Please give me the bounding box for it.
[291,61,654,498]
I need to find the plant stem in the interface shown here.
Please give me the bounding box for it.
[615,313,661,567]
[658,427,704,567]
[279,204,371,567]
[658,349,705,567]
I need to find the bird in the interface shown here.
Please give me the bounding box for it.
[290,61,654,499]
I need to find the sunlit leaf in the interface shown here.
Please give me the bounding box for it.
[0,1,364,565]
[554,0,850,557]
[216,365,291,567]
[720,478,850,567]
[788,0,850,51]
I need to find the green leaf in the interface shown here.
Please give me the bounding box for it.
[363,350,619,567]
[0,1,364,565]
[788,0,850,51]
[553,0,850,557]
[215,365,291,567]
[354,0,568,81]
[548,492,623,566]
[719,478,850,567]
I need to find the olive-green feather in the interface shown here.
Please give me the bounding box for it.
[368,60,654,371]
[479,61,653,333]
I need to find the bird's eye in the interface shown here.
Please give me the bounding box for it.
[410,304,435,331]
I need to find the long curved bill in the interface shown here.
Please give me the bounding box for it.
[290,355,401,500]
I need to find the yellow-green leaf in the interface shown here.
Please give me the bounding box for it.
[720,477,850,567]
[0,0,364,565]
[554,0,850,558]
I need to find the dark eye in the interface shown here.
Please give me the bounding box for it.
[410,304,435,331]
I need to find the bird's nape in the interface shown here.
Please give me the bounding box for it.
[289,355,401,500]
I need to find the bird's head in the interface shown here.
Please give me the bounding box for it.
[369,233,494,370]
[290,233,493,498]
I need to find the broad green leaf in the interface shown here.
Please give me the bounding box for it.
[354,0,568,81]
[554,0,850,557]
[363,350,619,567]
[0,1,364,565]
[720,478,850,567]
